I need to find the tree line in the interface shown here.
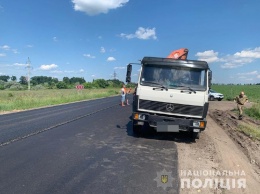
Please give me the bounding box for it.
[0,75,136,90]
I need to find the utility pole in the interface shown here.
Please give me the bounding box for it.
[26,57,31,90]
[113,70,117,80]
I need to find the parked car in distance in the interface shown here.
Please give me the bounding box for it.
[209,89,224,101]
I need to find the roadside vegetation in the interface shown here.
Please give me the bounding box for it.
[244,103,260,120]
[238,124,260,141]
[211,84,260,103]
[211,84,260,141]
[0,89,120,112]
[211,84,260,120]
[0,75,136,112]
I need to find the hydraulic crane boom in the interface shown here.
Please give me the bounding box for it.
[167,48,189,60]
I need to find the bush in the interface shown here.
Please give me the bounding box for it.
[5,81,24,90]
[32,85,46,90]
[93,79,109,88]
[56,81,68,89]
[10,84,24,90]
[83,82,93,89]
[0,80,5,90]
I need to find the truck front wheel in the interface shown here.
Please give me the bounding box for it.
[192,132,200,139]
[133,125,142,135]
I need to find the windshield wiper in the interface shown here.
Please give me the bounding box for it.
[169,84,196,93]
[180,86,196,94]
[142,81,168,91]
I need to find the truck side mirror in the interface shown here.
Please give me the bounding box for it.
[208,70,212,88]
[126,64,132,82]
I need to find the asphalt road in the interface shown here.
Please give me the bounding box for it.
[0,96,180,194]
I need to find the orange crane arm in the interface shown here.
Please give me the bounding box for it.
[167,48,189,60]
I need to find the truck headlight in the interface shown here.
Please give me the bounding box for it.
[139,114,146,120]
[193,121,205,128]
[133,113,146,120]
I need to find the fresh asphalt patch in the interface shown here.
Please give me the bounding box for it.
[0,96,180,194]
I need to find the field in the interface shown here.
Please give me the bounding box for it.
[0,88,120,112]
[211,84,260,103]
[211,85,260,120]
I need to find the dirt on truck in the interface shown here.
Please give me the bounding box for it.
[177,101,260,194]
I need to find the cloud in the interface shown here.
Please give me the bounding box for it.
[40,64,58,70]
[64,70,75,73]
[197,47,260,69]
[234,47,260,58]
[237,71,260,80]
[120,27,157,40]
[237,71,258,76]
[12,49,19,54]
[50,70,63,74]
[100,47,105,53]
[220,55,253,69]
[72,0,129,16]
[83,54,96,58]
[14,63,27,67]
[53,37,58,42]
[114,66,125,70]
[221,63,243,69]
[195,50,219,63]
[50,69,85,74]
[0,53,6,57]
[107,57,116,61]
[26,45,34,48]
[0,45,10,50]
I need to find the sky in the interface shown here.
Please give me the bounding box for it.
[0,0,260,84]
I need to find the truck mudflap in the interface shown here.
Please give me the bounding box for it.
[133,113,207,132]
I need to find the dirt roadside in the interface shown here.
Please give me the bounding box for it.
[176,101,260,194]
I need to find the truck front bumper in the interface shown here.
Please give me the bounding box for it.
[132,112,207,132]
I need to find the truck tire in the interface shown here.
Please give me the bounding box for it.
[133,125,142,135]
[210,96,214,101]
[192,132,200,139]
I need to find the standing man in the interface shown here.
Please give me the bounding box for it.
[121,84,126,106]
[125,87,131,105]
[234,91,249,120]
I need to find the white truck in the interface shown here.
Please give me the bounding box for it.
[126,48,212,139]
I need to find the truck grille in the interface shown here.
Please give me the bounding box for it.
[139,99,203,116]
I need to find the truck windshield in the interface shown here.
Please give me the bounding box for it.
[140,64,207,90]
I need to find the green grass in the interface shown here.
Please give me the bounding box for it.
[238,124,260,141]
[211,85,260,120]
[245,103,260,120]
[0,88,120,112]
[211,85,260,103]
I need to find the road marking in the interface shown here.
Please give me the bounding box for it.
[0,104,118,147]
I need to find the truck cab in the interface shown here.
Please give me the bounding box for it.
[126,56,212,139]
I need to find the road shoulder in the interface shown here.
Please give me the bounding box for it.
[176,101,260,194]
